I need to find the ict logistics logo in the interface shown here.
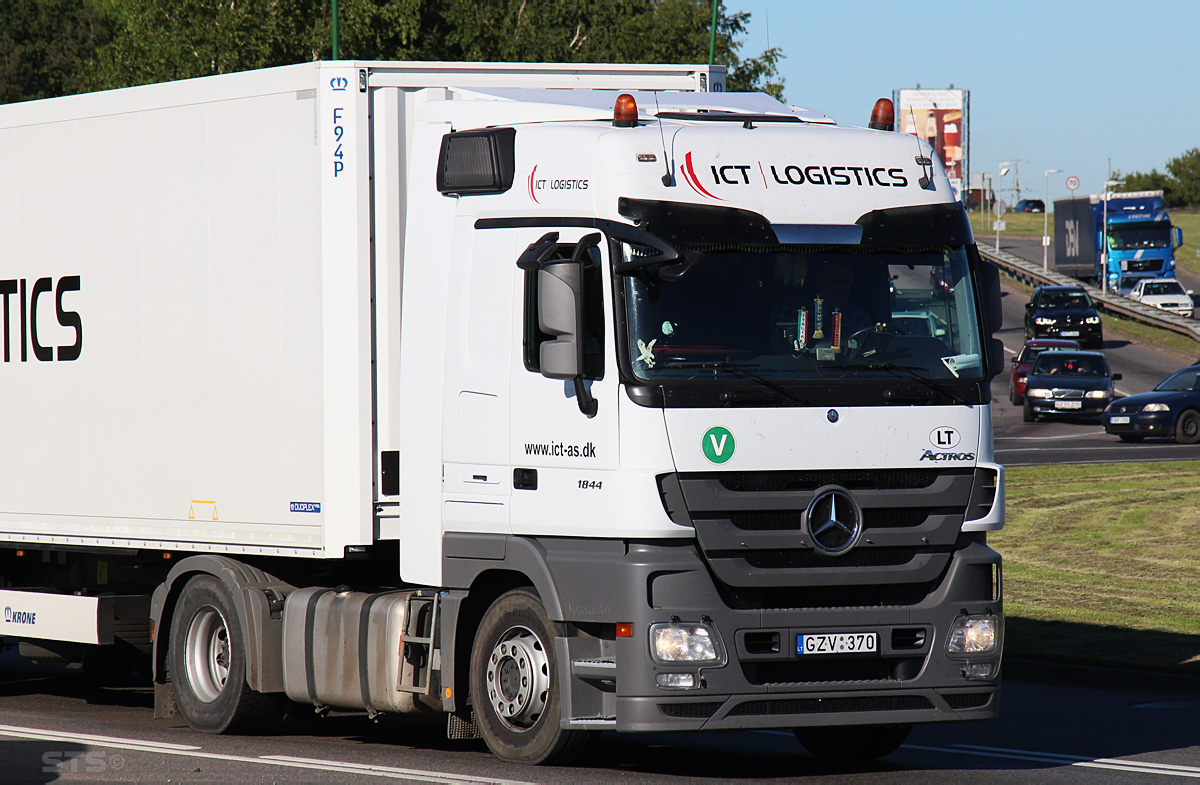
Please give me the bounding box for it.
[679,151,911,202]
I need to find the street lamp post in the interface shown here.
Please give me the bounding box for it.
[996,163,1012,250]
[1042,168,1061,270]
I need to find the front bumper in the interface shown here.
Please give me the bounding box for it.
[1028,397,1110,417]
[1104,411,1172,436]
[558,537,1002,733]
[1030,324,1102,345]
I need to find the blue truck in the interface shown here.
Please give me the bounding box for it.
[1053,190,1184,292]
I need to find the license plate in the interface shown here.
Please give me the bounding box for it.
[798,632,878,655]
[1055,400,1082,409]
[1060,330,1080,337]
[1110,415,1131,424]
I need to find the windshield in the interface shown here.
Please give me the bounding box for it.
[1108,222,1172,250]
[1031,353,1108,377]
[1143,281,1186,297]
[1038,289,1092,309]
[621,244,985,382]
[1156,368,1200,392]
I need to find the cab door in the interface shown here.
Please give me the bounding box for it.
[507,228,621,538]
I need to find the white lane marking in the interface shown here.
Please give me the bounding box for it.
[995,432,1100,441]
[0,724,532,784]
[1004,346,1017,355]
[905,744,1200,778]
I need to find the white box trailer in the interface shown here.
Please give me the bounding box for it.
[0,61,1005,765]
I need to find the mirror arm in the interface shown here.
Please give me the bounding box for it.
[573,378,598,416]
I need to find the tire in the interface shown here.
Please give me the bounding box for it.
[795,724,911,762]
[1175,410,1200,444]
[1023,400,1036,423]
[1010,387,1023,406]
[1118,434,1144,443]
[169,574,285,734]
[470,589,594,765]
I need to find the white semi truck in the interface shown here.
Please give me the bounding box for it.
[0,61,1005,765]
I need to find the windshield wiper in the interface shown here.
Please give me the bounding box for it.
[659,361,808,405]
[840,362,967,405]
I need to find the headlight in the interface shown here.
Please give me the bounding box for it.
[1085,389,1110,399]
[947,615,999,655]
[1027,388,1052,398]
[651,623,724,664]
[1142,402,1170,412]
[1085,316,1101,324]
[1034,317,1056,326]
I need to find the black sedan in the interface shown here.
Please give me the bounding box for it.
[1023,351,1120,422]
[1024,285,1103,349]
[1104,365,1200,443]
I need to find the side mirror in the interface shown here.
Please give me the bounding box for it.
[1011,357,1019,367]
[537,260,583,381]
[1024,301,1033,310]
[988,337,1005,379]
[1112,373,1123,381]
[934,328,946,338]
[535,234,601,416]
[1176,227,1184,248]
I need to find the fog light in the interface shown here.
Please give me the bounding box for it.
[947,615,999,654]
[656,672,697,689]
[650,623,724,664]
[962,663,996,680]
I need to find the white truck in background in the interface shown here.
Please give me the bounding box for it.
[0,61,1005,765]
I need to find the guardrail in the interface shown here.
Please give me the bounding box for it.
[977,246,1200,343]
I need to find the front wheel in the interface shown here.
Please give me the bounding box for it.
[1023,400,1037,423]
[470,589,594,764]
[795,724,910,761]
[1175,410,1200,444]
[169,575,284,734]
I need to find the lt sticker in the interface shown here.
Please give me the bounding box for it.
[702,426,735,464]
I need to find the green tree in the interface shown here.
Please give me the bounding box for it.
[1116,149,1200,209]
[84,0,326,91]
[0,0,111,103]
[1166,148,1200,207]
[1113,168,1181,208]
[85,0,783,98]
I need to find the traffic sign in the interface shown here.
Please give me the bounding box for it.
[995,199,1008,218]
[1065,175,1080,192]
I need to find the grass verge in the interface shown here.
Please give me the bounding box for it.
[996,462,1200,673]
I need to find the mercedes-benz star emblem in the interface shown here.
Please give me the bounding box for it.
[804,487,864,556]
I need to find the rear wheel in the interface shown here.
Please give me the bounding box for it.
[795,724,910,761]
[470,589,594,764]
[1175,410,1200,444]
[169,575,284,734]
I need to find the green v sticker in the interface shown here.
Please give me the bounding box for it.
[702,426,735,464]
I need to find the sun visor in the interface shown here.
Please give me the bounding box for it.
[771,224,864,245]
[617,198,776,245]
[855,202,973,246]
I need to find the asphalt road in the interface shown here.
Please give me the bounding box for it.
[991,236,1200,466]
[1,652,1198,784]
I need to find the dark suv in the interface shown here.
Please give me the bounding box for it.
[1024,285,1103,348]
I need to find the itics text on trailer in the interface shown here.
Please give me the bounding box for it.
[0,61,1005,765]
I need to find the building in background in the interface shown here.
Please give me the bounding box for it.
[894,88,969,203]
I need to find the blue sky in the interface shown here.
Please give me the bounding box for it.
[727,0,1199,205]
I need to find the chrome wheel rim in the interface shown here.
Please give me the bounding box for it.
[485,625,550,732]
[184,606,231,703]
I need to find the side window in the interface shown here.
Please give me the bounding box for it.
[522,241,605,380]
